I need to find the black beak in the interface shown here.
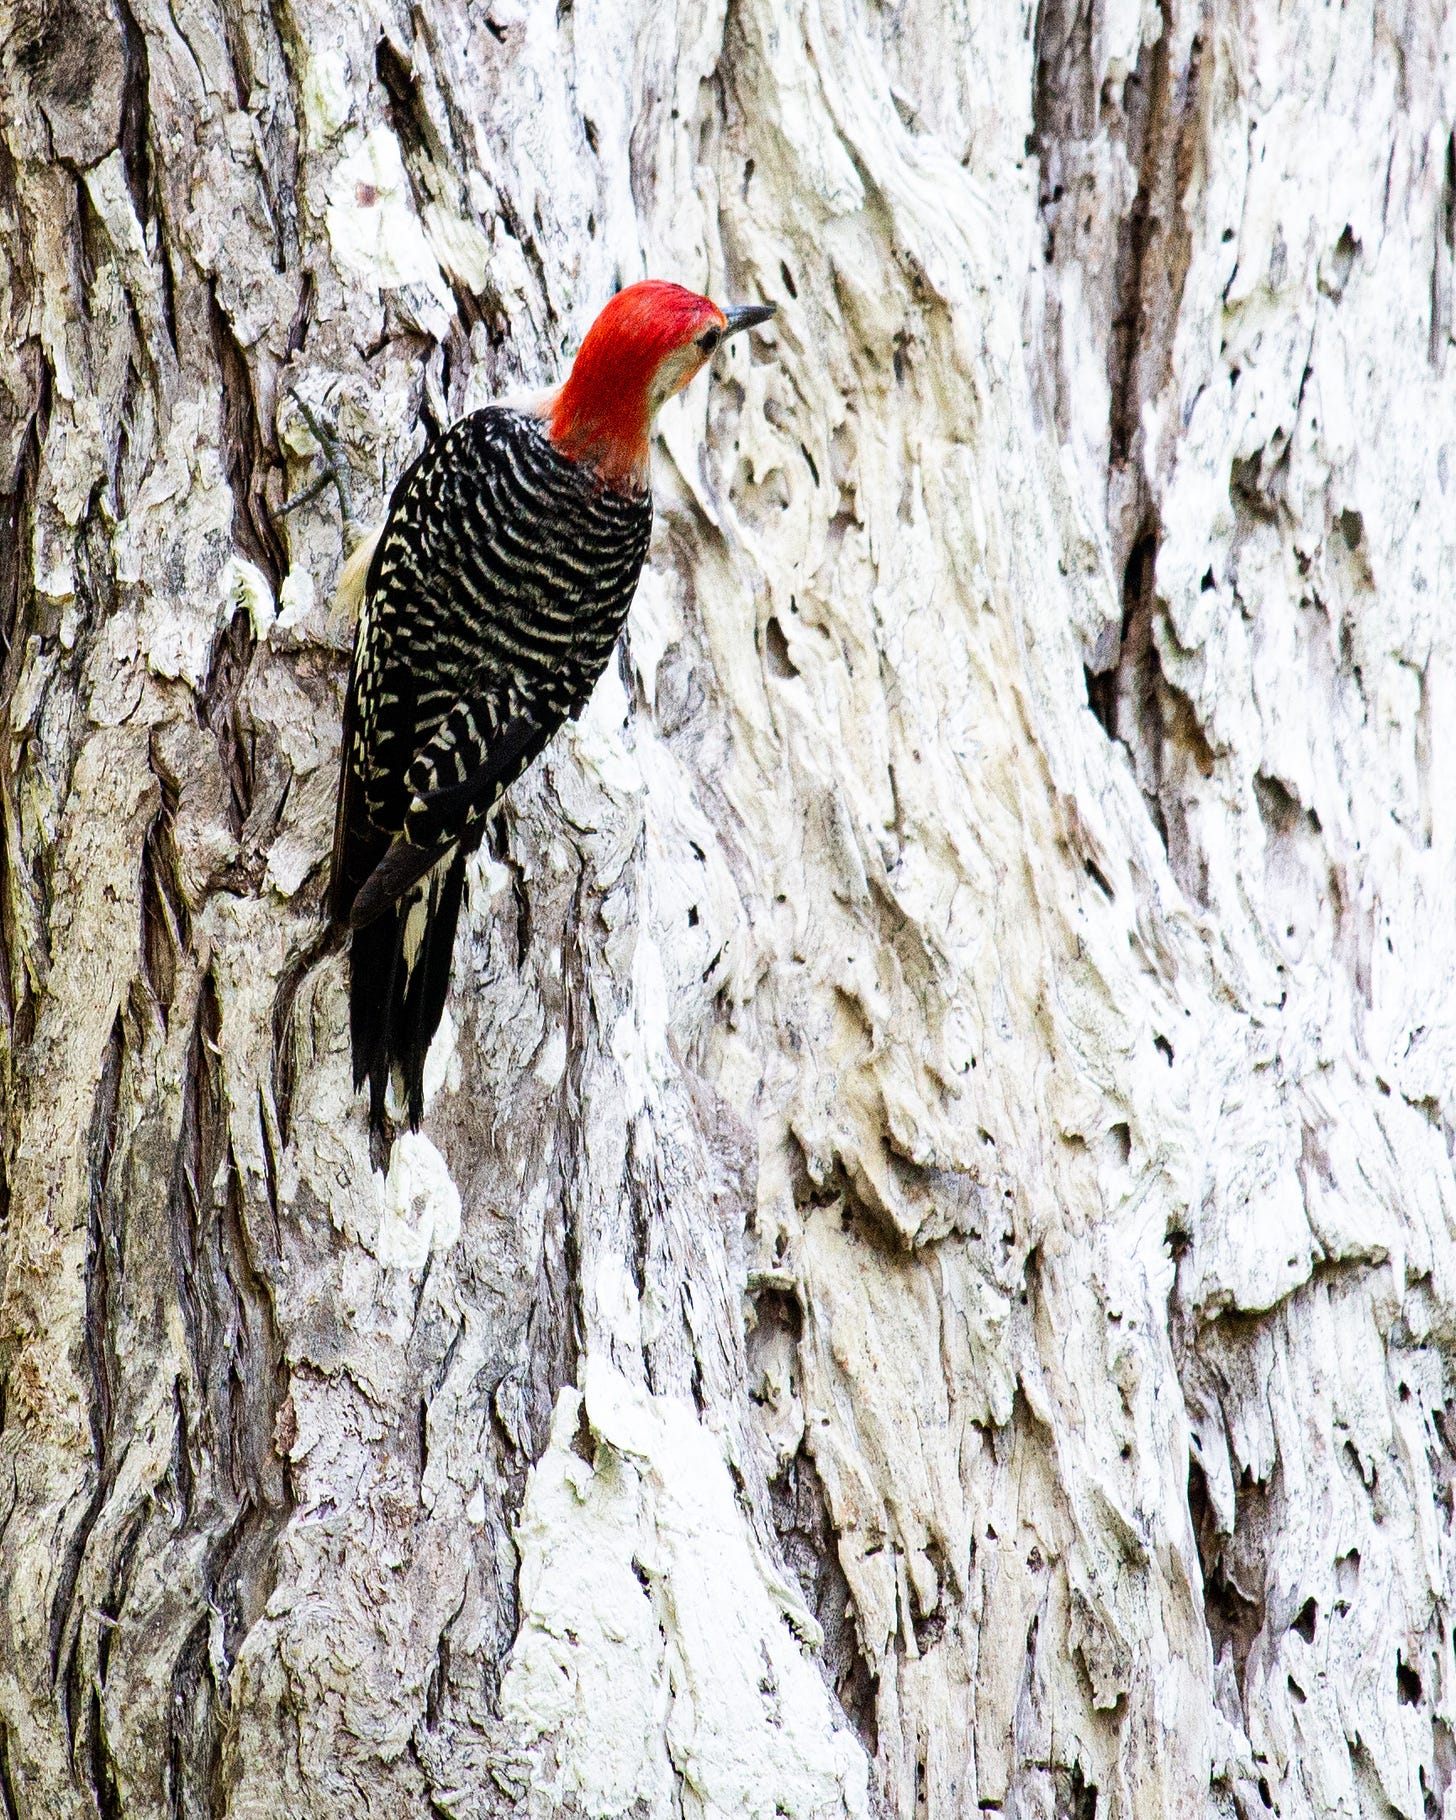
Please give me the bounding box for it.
[722,302,777,338]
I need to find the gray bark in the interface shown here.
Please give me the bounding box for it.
[1,0,1453,1814]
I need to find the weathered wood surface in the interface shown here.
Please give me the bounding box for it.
[1,0,1453,1813]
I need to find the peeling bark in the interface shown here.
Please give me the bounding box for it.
[2,0,1454,1814]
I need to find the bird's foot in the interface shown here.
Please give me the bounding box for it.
[278,386,355,527]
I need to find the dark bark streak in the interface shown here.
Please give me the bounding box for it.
[627,1120,650,1304]
[284,267,315,361]
[375,36,448,176]
[1038,0,1219,898]
[768,1431,880,1755]
[1034,0,1204,576]
[1187,1455,1267,1703]
[206,1145,291,1664]
[376,36,483,340]
[164,977,293,1803]
[210,289,285,594]
[11,0,127,168]
[220,0,255,111]
[0,352,48,1060]
[1433,133,1455,367]
[85,1012,127,1462]
[166,1610,222,1820]
[1106,23,1168,477]
[49,1012,127,1761]
[140,735,189,1023]
[199,610,256,838]
[87,1687,123,1820]
[116,0,153,230]
[257,1085,281,1244]
[1030,0,1095,146]
[0,1725,17,1820]
[1120,20,1206,464]
[169,990,213,1342]
[97,1503,147,1686]
[268,922,336,1146]
[168,1374,195,1528]
[423,1582,468,1730]
[539,860,592,1428]
[385,14,532,363]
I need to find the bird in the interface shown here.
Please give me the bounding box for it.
[326,280,778,1137]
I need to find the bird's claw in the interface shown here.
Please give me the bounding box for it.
[279,387,354,526]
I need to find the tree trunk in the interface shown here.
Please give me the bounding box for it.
[2,0,1452,1813]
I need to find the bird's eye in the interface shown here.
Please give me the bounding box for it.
[697,327,722,354]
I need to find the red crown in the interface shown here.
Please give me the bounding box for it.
[548,281,725,489]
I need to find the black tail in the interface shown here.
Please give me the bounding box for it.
[349,847,467,1134]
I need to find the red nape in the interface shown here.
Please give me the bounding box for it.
[547,280,724,491]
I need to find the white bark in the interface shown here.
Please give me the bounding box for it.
[0,0,1453,1815]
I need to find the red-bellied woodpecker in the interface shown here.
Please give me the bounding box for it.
[328,281,777,1134]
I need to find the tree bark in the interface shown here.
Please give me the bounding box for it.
[1,0,1453,1814]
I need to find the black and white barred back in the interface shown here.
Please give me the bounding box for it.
[329,406,653,1134]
